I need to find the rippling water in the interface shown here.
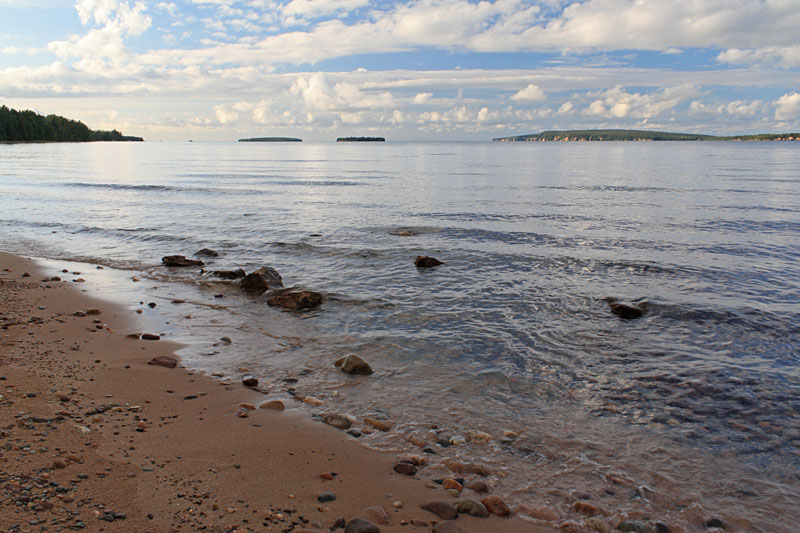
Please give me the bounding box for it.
[2,141,799,531]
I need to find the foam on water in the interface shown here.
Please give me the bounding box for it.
[1,140,799,530]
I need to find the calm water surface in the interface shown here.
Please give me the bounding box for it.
[1,141,799,531]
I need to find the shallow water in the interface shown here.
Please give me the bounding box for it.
[2,141,799,530]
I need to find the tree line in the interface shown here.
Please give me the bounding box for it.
[0,105,142,142]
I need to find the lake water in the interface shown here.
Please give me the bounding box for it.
[1,141,798,531]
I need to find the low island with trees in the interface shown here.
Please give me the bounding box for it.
[493,129,799,142]
[0,105,143,143]
[238,137,302,142]
[336,137,385,142]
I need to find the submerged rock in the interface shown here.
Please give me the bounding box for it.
[322,413,352,430]
[241,266,283,293]
[267,289,322,310]
[212,269,246,280]
[415,255,443,268]
[607,299,645,319]
[335,354,373,375]
[162,255,204,267]
[195,248,219,257]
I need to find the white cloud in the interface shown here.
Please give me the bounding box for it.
[717,46,800,68]
[725,100,762,117]
[774,92,800,120]
[282,0,368,19]
[510,83,546,101]
[583,84,700,119]
[413,92,432,104]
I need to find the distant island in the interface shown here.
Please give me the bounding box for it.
[493,129,799,142]
[0,105,143,142]
[238,137,302,142]
[336,137,385,142]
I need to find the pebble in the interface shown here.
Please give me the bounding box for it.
[220,336,232,344]
[335,354,374,375]
[393,462,417,476]
[706,518,725,529]
[515,504,560,521]
[363,417,392,432]
[86,309,101,315]
[572,500,604,516]
[465,480,489,493]
[481,495,511,516]
[304,396,324,406]
[449,434,467,446]
[421,501,458,520]
[584,516,610,532]
[72,311,87,317]
[322,413,352,430]
[141,333,160,340]
[442,478,462,493]
[617,520,647,533]
[259,400,285,411]
[344,517,381,533]
[148,356,177,369]
[457,498,489,517]
[52,459,67,469]
[242,375,259,387]
[238,403,256,410]
[431,521,462,533]
[317,491,336,503]
[361,506,390,525]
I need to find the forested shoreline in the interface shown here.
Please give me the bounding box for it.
[0,105,142,142]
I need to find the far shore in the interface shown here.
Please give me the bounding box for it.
[0,251,550,532]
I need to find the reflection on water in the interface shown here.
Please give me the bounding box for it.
[2,141,799,531]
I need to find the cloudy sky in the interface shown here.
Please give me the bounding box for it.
[2,0,799,140]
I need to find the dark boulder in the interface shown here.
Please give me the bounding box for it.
[335,354,373,375]
[267,289,322,310]
[421,501,458,520]
[240,267,283,293]
[148,356,178,369]
[162,255,204,267]
[415,256,443,268]
[195,248,219,257]
[608,302,645,319]
[344,518,381,533]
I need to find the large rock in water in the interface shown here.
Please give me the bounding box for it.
[267,289,322,310]
[335,354,373,375]
[415,256,443,268]
[608,302,645,319]
[162,255,204,267]
[240,267,283,293]
[195,248,219,257]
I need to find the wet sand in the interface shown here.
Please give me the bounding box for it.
[0,251,552,532]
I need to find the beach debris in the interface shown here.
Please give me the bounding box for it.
[240,266,283,293]
[335,354,373,375]
[148,356,177,369]
[421,501,458,520]
[344,517,381,533]
[322,413,352,430]
[267,289,322,310]
[415,255,443,268]
[242,375,259,387]
[457,498,489,517]
[211,269,246,279]
[481,495,511,516]
[195,248,219,257]
[162,255,204,267]
[141,333,160,340]
[393,462,417,476]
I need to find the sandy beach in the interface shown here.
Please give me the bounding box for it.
[0,251,555,533]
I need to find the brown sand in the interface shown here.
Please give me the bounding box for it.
[0,252,554,532]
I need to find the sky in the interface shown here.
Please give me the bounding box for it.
[1,0,799,141]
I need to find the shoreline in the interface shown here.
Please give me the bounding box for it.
[0,251,551,532]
